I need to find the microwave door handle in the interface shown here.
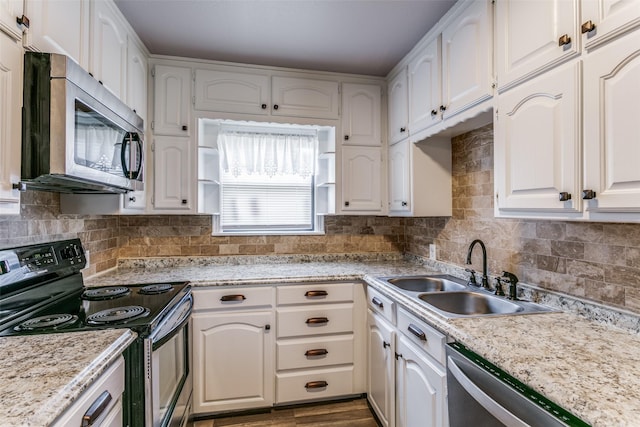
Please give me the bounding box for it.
[133,135,142,179]
[120,133,131,178]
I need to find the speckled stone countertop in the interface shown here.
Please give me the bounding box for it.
[85,254,640,426]
[0,329,136,427]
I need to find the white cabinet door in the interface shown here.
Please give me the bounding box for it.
[388,68,409,145]
[0,0,22,40]
[583,28,640,212]
[153,137,193,211]
[192,310,274,413]
[388,140,410,213]
[0,31,22,214]
[441,0,492,118]
[153,65,191,136]
[496,0,579,92]
[408,36,441,135]
[582,0,640,50]
[23,0,90,68]
[495,62,581,214]
[341,83,382,146]
[194,68,270,115]
[395,335,446,427]
[271,76,339,119]
[367,310,395,427]
[341,146,382,213]
[90,0,127,99]
[127,38,147,124]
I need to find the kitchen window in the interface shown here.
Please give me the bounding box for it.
[198,119,335,235]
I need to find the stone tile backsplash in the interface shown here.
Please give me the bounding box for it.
[3,123,640,313]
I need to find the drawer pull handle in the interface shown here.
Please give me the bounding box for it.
[220,294,246,302]
[305,348,329,357]
[306,317,329,325]
[305,290,328,298]
[408,324,427,341]
[305,380,328,389]
[82,391,112,427]
[371,296,384,308]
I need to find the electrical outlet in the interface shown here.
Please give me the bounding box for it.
[429,244,436,260]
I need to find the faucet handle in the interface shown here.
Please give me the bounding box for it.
[494,277,505,296]
[465,268,478,287]
[502,271,519,300]
[502,271,519,284]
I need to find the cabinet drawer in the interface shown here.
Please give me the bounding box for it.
[397,307,445,365]
[277,304,353,338]
[277,282,354,305]
[277,335,354,370]
[193,286,274,311]
[367,286,395,324]
[276,366,354,403]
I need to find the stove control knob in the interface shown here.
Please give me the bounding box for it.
[0,260,10,275]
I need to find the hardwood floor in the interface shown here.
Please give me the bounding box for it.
[192,398,380,427]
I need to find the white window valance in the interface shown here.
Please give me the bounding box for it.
[218,130,317,178]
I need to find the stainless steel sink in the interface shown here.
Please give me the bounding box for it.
[376,274,557,318]
[381,275,467,293]
[418,291,523,316]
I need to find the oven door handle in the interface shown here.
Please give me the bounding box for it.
[447,355,529,427]
[151,292,193,349]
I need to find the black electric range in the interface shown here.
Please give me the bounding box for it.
[0,238,193,427]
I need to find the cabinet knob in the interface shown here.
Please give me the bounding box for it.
[273,104,279,110]
[558,34,572,46]
[383,341,391,349]
[431,109,438,117]
[439,105,447,112]
[401,201,408,206]
[264,324,271,330]
[558,192,571,202]
[181,199,188,205]
[395,352,403,360]
[344,135,349,141]
[261,103,267,109]
[581,20,596,34]
[16,15,30,28]
[182,125,188,131]
[400,127,406,133]
[582,189,596,200]
[129,196,136,202]
[344,201,350,207]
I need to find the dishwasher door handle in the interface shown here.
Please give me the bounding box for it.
[447,355,530,427]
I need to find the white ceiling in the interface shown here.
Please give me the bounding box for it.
[113,0,457,77]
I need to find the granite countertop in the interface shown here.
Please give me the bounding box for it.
[0,329,136,427]
[84,256,640,426]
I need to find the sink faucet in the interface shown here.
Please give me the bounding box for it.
[466,239,490,290]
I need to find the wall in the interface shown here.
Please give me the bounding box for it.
[0,192,119,277]
[405,124,640,314]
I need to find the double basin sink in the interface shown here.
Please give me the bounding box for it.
[378,275,554,318]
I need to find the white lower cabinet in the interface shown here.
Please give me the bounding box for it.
[366,287,447,427]
[191,287,275,414]
[275,282,364,404]
[192,282,365,414]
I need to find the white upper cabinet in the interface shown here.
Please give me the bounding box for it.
[0,31,22,214]
[582,0,640,50]
[271,76,339,119]
[0,0,23,40]
[341,83,382,146]
[388,140,410,213]
[22,0,90,68]
[153,136,193,211]
[495,62,582,215]
[441,0,493,119]
[127,37,147,124]
[341,146,382,213]
[408,36,441,137]
[496,0,579,92]
[388,68,409,145]
[90,0,127,99]
[583,28,640,213]
[153,64,192,137]
[194,68,270,115]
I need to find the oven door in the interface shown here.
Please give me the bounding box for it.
[146,293,193,427]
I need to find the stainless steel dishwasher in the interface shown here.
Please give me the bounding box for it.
[446,342,591,427]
